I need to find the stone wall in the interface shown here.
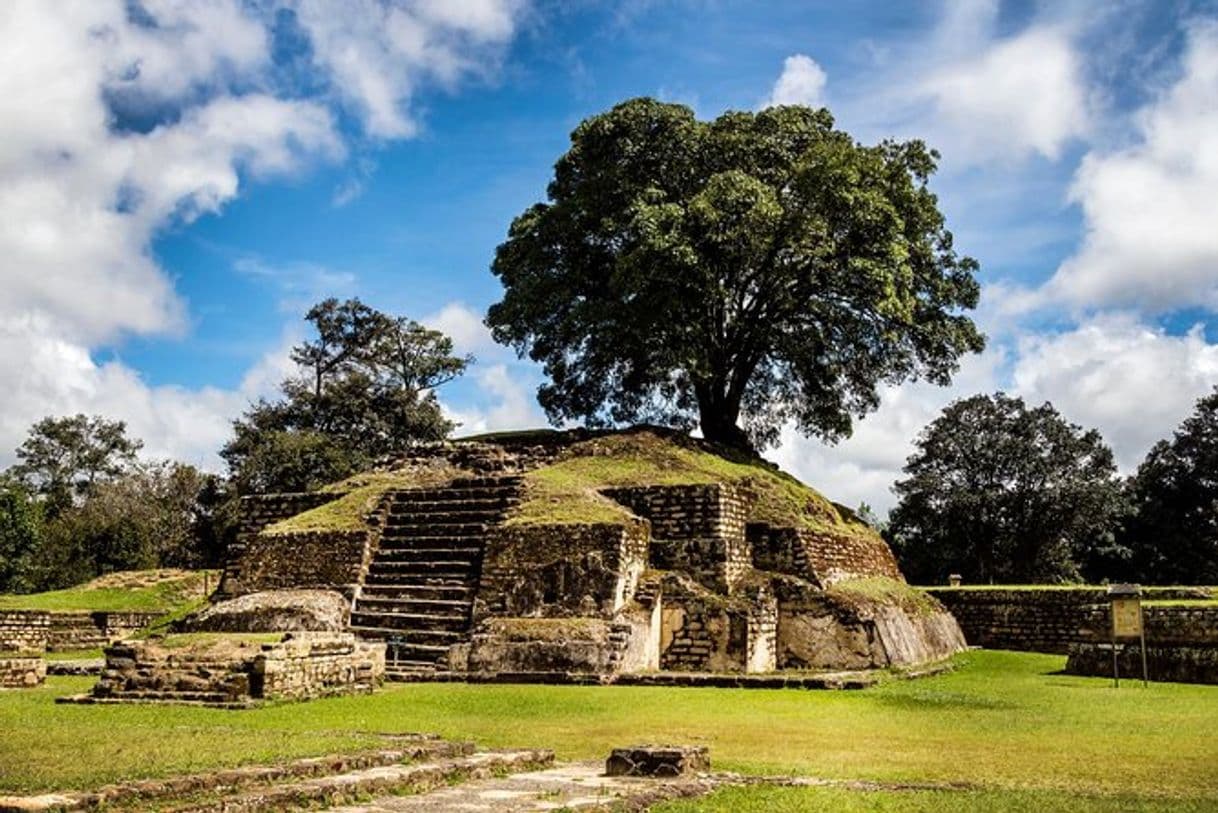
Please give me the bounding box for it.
[464,617,633,674]
[604,484,751,593]
[228,529,371,598]
[0,655,45,688]
[475,519,650,620]
[749,525,902,587]
[89,633,384,704]
[928,588,1218,656]
[43,611,161,651]
[801,528,903,586]
[0,610,50,653]
[927,588,1110,654]
[1066,642,1218,684]
[254,634,386,700]
[774,578,964,670]
[658,574,750,672]
[219,492,343,596]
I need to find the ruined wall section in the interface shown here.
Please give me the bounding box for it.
[219,492,343,596]
[603,484,750,593]
[748,524,902,587]
[0,610,49,653]
[474,518,650,620]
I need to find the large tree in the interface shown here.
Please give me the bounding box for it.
[222,298,469,493]
[887,393,1126,584]
[9,414,142,516]
[487,98,984,448]
[1122,389,1218,584]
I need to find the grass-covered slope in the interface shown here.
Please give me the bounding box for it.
[257,427,875,538]
[264,463,467,534]
[0,570,216,614]
[508,429,871,536]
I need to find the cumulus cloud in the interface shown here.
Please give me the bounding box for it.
[1012,313,1218,469]
[919,24,1090,161]
[765,54,827,108]
[0,0,529,470]
[293,0,526,138]
[1043,22,1218,312]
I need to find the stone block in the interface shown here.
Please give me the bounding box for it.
[605,745,710,777]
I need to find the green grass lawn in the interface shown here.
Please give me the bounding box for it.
[0,570,216,614]
[1,650,1216,808]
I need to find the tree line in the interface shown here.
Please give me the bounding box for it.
[0,298,468,593]
[885,391,1218,586]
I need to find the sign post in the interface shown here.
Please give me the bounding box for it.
[1107,584,1148,688]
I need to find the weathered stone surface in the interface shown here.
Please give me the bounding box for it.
[928,587,1218,654]
[1066,642,1218,684]
[476,520,649,621]
[76,633,385,705]
[185,590,350,632]
[0,654,45,688]
[219,492,346,596]
[467,617,632,674]
[605,746,710,777]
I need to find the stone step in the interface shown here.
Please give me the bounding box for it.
[157,749,553,813]
[351,629,462,650]
[387,486,519,502]
[350,613,469,636]
[387,500,511,515]
[367,560,477,576]
[372,546,483,563]
[381,522,490,536]
[355,596,471,613]
[385,511,505,527]
[378,532,487,546]
[355,585,470,604]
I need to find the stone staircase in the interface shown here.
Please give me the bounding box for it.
[350,475,521,677]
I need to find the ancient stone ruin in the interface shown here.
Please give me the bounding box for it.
[206,428,965,681]
[63,632,384,707]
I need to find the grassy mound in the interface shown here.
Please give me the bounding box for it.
[259,427,875,538]
[509,429,869,535]
[0,570,216,614]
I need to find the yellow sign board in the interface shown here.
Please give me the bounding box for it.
[1111,597,1143,639]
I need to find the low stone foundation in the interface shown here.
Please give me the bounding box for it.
[1066,642,1218,685]
[0,654,45,688]
[74,633,385,706]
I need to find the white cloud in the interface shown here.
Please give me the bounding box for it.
[293,0,526,138]
[765,54,827,108]
[769,350,1003,515]
[0,0,529,471]
[423,302,496,356]
[1012,313,1218,469]
[1043,22,1218,311]
[444,364,547,437]
[919,24,1090,161]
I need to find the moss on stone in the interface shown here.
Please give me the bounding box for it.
[828,577,942,617]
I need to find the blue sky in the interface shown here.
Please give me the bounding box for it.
[3,0,1218,512]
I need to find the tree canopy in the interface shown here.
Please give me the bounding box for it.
[222,297,469,493]
[487,98,984,448]
[1122,388,1218,584]
[887,393,1126,584]
[10,414,142,517]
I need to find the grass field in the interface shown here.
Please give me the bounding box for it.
[2,650,1216,809]
[0,570,215,614]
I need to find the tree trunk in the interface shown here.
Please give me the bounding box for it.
[696,386,751,450]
